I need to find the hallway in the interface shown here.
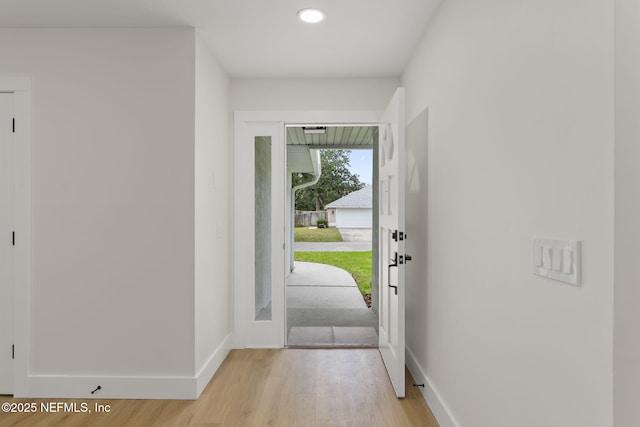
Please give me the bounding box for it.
[1,1,631,425]
[0,349,440,426]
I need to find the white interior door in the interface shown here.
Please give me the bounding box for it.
[378,88,406,398]
[0,93,14,394]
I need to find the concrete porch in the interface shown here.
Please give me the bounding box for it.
[286,261,378,347]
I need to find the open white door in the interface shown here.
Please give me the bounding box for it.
[378,88,406,398]
[0,93,14,394]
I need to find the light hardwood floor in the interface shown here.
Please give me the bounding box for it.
[0,349,439,426]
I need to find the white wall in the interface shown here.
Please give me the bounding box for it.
[231,78,399,111]
[402,1,614,426]
[335,208,372,228]
[614,1,640,425]
[194,35,232,376]
[0,28,233,398]
[0,28,196,378]
[327,208,337,226]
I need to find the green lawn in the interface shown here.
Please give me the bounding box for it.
[294,251,372,295]
[294,227,343,242]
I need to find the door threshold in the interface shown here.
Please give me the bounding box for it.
[286,345,379,349]
[286,326,378,347]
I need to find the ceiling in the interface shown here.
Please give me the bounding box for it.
[0,0,442,78]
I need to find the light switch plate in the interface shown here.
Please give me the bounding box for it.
[533,238,580,286]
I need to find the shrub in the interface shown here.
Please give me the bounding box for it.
[316,218,328,228]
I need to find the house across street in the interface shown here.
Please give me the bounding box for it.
[325,185,372,228]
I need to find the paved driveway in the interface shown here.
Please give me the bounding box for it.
[338,228,372,242]
[294,241,371,252]
[294,228,372,252]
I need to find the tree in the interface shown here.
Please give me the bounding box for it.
[293,150,365,211]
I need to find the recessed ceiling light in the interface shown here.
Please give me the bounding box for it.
[297,8,326,24]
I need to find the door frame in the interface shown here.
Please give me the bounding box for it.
[233,110,381,349]
[0,78,32,396]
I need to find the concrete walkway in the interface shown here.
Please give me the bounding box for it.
[286,261,377,347]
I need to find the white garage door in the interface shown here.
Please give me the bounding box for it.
[336,208,372,228]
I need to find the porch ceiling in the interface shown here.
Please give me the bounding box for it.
[287,126,377,148]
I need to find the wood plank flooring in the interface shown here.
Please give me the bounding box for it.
[0,349,439,426]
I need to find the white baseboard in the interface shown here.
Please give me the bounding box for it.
[25,334,234,400]
[406,347,459,427]
[26,375,197,400]
[195,333,232,397]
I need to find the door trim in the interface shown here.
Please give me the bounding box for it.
[0,78,31,397]
[233,110,381,349]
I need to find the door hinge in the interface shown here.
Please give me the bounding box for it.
[12,118,15,133]
[12,345,15,359]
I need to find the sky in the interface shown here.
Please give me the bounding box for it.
[348,149,373,185]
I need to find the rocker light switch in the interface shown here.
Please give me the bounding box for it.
[533,238,580,286]
[552,248,562,272]
[542,246,552,269]
[562,249,572,274]
[534,245,543,267]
